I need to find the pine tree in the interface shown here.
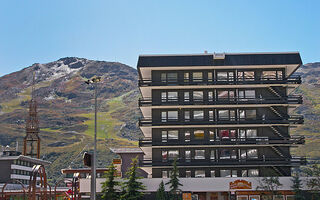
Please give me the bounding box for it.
[291,173,305,200]
[166,158,183,200]
[120,157,145,200]
[101,162,119,200]
[156,181,167,200]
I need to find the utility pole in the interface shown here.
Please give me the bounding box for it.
[85,77,101,200]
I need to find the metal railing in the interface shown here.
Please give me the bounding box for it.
[138,136,305,147]
[139,115,304,126]
[138,76,302,87]
[139,96,303,106]
[140,156,307,167]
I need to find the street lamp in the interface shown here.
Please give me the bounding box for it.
[85,76,101,200]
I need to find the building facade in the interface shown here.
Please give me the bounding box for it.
[137,52,305,179]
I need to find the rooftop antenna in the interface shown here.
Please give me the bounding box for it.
[23,71,41,159]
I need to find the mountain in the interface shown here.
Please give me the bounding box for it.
[0,59,320,183]
[0,57,141,183]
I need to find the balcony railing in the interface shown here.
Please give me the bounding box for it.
[140,157,307,167]
[139,76,302,87]
[139,96,303,107]
[139,115,304,127]
[139,136,305,147]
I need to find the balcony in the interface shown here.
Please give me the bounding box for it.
[140,157,307,167]
[139,115,304,127]
[138,76,301,87]
[139,136,305,147]
[139,96,303,107]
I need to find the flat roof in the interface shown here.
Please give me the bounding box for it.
[0,155,51,165]
[61,168,109,174]
[110,147,144,154]
[137,52,302,67]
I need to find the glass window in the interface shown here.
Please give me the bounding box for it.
[208,91,214,101]
[168,92,178,101]
[220,149,230,159]
[162,131,167,142]
[162,171,168,178]
[273,195,284,200]
[210,150,215,160]
[247,149,258,159]
[209,130,215,141]
[231,150,237,159]
[241,170,248,177]
[168,130,178,140]
[220,170,231,177]
[184,92,190,102]
[246,110,256,120]
[168,150,179,160]
[161,73,166,82]
[232,170,237,177]
[195,150,205,159]
[210,170,215,177]
[209,110,214,121]
[262,71,277,79]
[185,131,190,142]
[161,92,167,102]
[247,129,257,138]
[218,91,229,99]
[184,111,190,121]
[208,72,213,80]
[245,90,255,99]
[185,150,191,161]
[240,149,247,159]
[162,151,167,162]
[286,196,294,200]
[193,91,203,101]
[195,170,205,178]
[239,130,246,138]
[193,110,204,120]
[239,110,245,120]
[217,72,228,81]
[184,72,189,82]
[167,72,178,82]
[186,170,191,178]
[244,71,255,80]
[218,110,229,120]
[248,169,259,177]
[193,72,203,82]
[219,129,230,139]
[194,130,205,140]
[161,112,167,122]
[168,111,178,120]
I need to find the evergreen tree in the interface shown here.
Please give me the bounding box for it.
[291,173,305,200]
[166,158,183,200]
[256,176,282,200]
[156,181,167,200]
[120,157,145,200]
[101,162,119,200]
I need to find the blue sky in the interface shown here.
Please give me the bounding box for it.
[0,0,319,76]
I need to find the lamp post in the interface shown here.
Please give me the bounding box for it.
[85,76,101,200]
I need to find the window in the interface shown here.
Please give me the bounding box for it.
[210,150,215,160]
[193,72,203,82]
[248,169,259,177]
[241,170,248,177]
[219,129,236,139]
[194,130,204,140]
[238,90,255,100]
[209,110,214,121]
[262,70,283,80]
[208,72,213,81]
[220,170,231,177]
[238,71,255,81]
[232,170,238,177]
[185,131,190,142]
[162,151,167,162]
[186,170,191,178]
[273,195,285,200]
[193,91,203,101]
[220,149,237,159]
[195,170,205,178]
[184,111,190,121]
[168,92,178,101]
[208,91,214,101]
[193,110,204,120]
[162,131,167,142]
[185,150,191,162]
[162,111,178,122]
[241,149,258,159]
[209,130,215,141]
[210,170,216,177]
[168,130,178,140]
[218,90,235,100]
[162,171,168,178]
[239,109,256,120]
[218,110,235,121]
[161,72,178,83]
[184,72,190,82]
[168,150,179,160]
[239,129,257,138]
[195,150,205,159]
[217,71,234,81]
[184,92,190,102]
